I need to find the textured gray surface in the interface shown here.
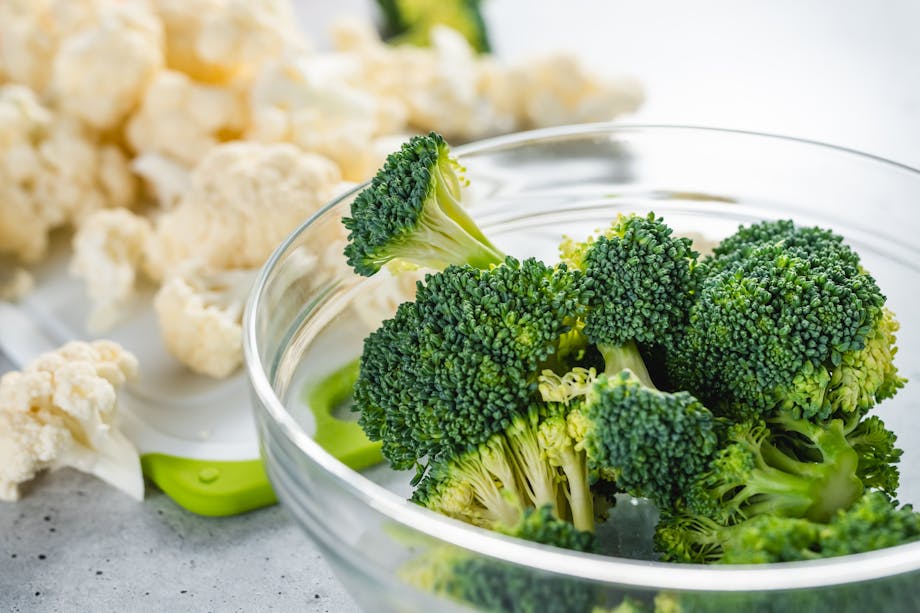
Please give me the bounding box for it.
[0,469,360,613]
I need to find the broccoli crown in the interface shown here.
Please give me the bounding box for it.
[355,257,590,471]
[706,219,862,274]
[561,212,698,349]
[657,491,920,565]
[343,132,504,276]
[579,371,719,508]
[668,233,893,420]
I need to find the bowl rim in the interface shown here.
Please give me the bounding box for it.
[243,123,920,592]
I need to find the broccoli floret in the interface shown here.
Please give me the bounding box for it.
[657,491,920,565]
[667,220,905,420]
[343,132,504,276]
[355,257,590,474]
[563,370,720,510]
[400,505,598,613]
[560,213,698,385]
[654,412,901,563]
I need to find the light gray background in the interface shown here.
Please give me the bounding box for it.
[3,1,920,611]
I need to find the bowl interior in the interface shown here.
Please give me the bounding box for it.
[245,125,920,601]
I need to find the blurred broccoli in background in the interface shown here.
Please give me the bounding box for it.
[376,0,491,52]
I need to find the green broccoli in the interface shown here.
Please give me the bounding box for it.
[656,491,920,565]
[667,219,905,420]
[559,370,720,510]
[354,256,590,473]
[400,505,599,613]
[411,401,601,532]
[343,132,504,277]
[560,213,698,386]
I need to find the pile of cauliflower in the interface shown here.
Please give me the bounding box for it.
[1,0,643,380]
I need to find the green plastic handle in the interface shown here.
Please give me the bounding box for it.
[142,359,382,516]
[141,454,277,517]
[306,359,384,471]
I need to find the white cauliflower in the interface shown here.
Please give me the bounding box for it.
[0,340,143,501]
[153,262,255,378]
[500,55,645,129]
[0,85,137,262]
[50,1,164,131]
[329,21,513,141]
[0,0,106,93]
[126,70,248,168]
[153,0,303,84]
[246,51,404,181]
[131,152,192,209]
[70,209,153,332]
[145,141,342,279]
[331,19,643,140]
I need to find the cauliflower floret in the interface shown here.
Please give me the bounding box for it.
[153,262,255,378]
[131,152,192,209]
[126,70,248,168]
[330,21,513,141]
[0,0,106,93]
[331,19,642,140]
[145,141,342,279]
[49,2,163,131]
[0,340,143,501]
[501,55,644,129]
[153,0,303,84]
[246,51,404,181]
[70,209,153,332]
[0,85,137,262]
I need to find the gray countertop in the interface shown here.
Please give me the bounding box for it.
[0,466,359,613]
[3,1,920,611]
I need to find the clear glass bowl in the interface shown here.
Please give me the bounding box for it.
[243,125,920,612]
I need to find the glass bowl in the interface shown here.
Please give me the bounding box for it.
[243,125,920,612]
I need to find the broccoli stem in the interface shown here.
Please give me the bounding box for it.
[552,443,594,532]
[597,340,655,388]
[455,442,523,528]
[433,159,502,255]
[505,412,562,519]
[736,417,863,523]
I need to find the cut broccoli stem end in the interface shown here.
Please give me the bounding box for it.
[597,340,655,388]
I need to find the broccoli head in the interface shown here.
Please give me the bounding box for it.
[354,257,590,474]
[343,132,504,276]
[566,370,720,509]
[667,220,904,420]
[560,212,698,384]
